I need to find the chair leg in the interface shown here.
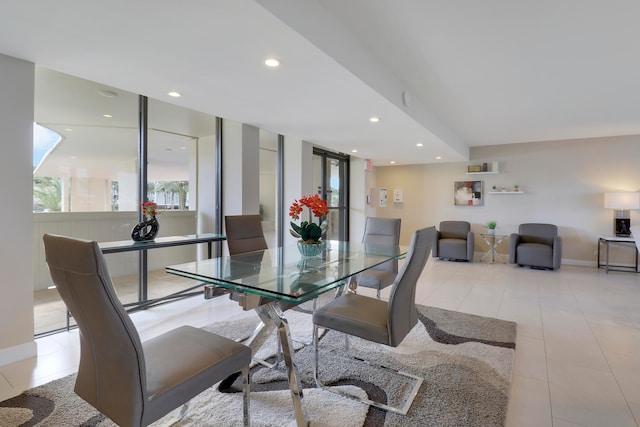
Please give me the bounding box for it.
[313,323,320,384]
[313,327,424,416]
[242,365,250,427]
[169,403,189,426]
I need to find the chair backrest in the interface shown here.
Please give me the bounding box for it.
[42,234,146,426]
[387,226,436,346]
[362,217,401,273]
[439,221,470,239]
[362,217,401,246]
[225,214,268,255]
[518,223,557,245]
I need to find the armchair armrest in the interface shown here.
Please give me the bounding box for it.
[509,233,520,264]
[552,236,563,269]
[432,230,442,257]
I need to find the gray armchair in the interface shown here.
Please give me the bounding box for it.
[43,233,251,427]
[433,221,474,261]
[313,226,435,414]
[509,223,562,270]
[358,217,401,298]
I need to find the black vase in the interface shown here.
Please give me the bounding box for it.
[131,216,159,241]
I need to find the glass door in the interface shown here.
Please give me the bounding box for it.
[313,148,349,241]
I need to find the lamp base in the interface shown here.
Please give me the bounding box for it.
[614,218,631,237]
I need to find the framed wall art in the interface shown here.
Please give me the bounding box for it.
[454,180,483,206]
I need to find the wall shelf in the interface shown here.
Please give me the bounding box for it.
[467,171,498,175]
[488,191,524,194]
[467,161,499,174]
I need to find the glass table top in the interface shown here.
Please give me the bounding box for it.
[166,240,407,303]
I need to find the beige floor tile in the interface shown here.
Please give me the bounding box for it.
[513,335,547,382]
[628,401,640,426]
[542,309,593,336]
[590,322,640,357]
[543,329,609,372]
[547,360,636,427]
[505,375,552,427]
[600,348,640,405]
[552,418,588,427]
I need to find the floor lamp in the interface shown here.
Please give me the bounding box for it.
[604,192,640,237]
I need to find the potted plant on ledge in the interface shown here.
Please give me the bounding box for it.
[486,220,497,235]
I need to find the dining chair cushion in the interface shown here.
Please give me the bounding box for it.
[313,293,389,345]
[142,326,251,423]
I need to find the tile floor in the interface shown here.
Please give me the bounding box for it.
[3,258,640,427]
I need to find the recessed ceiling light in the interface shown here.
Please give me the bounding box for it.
[416,142,423,147]
[265,58,280,67]
[369,116,380,123]
[103,114,112,118]
[390,160,396,164]
[168,91,181,98]
[65,128,72,132]
[98,90,118,98]
[351,149,358,153]
[436,156,443,160]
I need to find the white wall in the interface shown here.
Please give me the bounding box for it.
[0,54,36,364]
[373,135,640,266]
[348,157,368,242]
[222,120,260,216]
[197,133,218,235]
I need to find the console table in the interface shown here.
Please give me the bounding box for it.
[99,233,226,308]
[597,235,638,273]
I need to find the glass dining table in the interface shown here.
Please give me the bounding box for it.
[166,240,407,427]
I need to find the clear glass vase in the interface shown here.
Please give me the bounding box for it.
[297,240,324,257]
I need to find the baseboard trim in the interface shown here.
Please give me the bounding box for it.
[0,340,37,367]
[561,258,595,268]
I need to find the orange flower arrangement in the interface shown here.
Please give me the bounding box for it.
[141,201,159,218]
[289,194,328,243]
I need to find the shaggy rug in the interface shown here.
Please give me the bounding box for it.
[0,301,516,426]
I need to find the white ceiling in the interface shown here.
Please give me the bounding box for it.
[2,0,640,167]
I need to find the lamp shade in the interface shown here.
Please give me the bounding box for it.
[604,192,640,210]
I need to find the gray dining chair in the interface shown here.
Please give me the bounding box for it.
[358,217,401,298]
[312,226,436,415]
[509,223,562,269]
[42,233,251,427]
[432,220,474,261]
[221,214,269,307]
[225,214,268,255]
[224,214,299,367]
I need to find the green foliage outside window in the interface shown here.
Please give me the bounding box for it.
[33,177,61,212]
